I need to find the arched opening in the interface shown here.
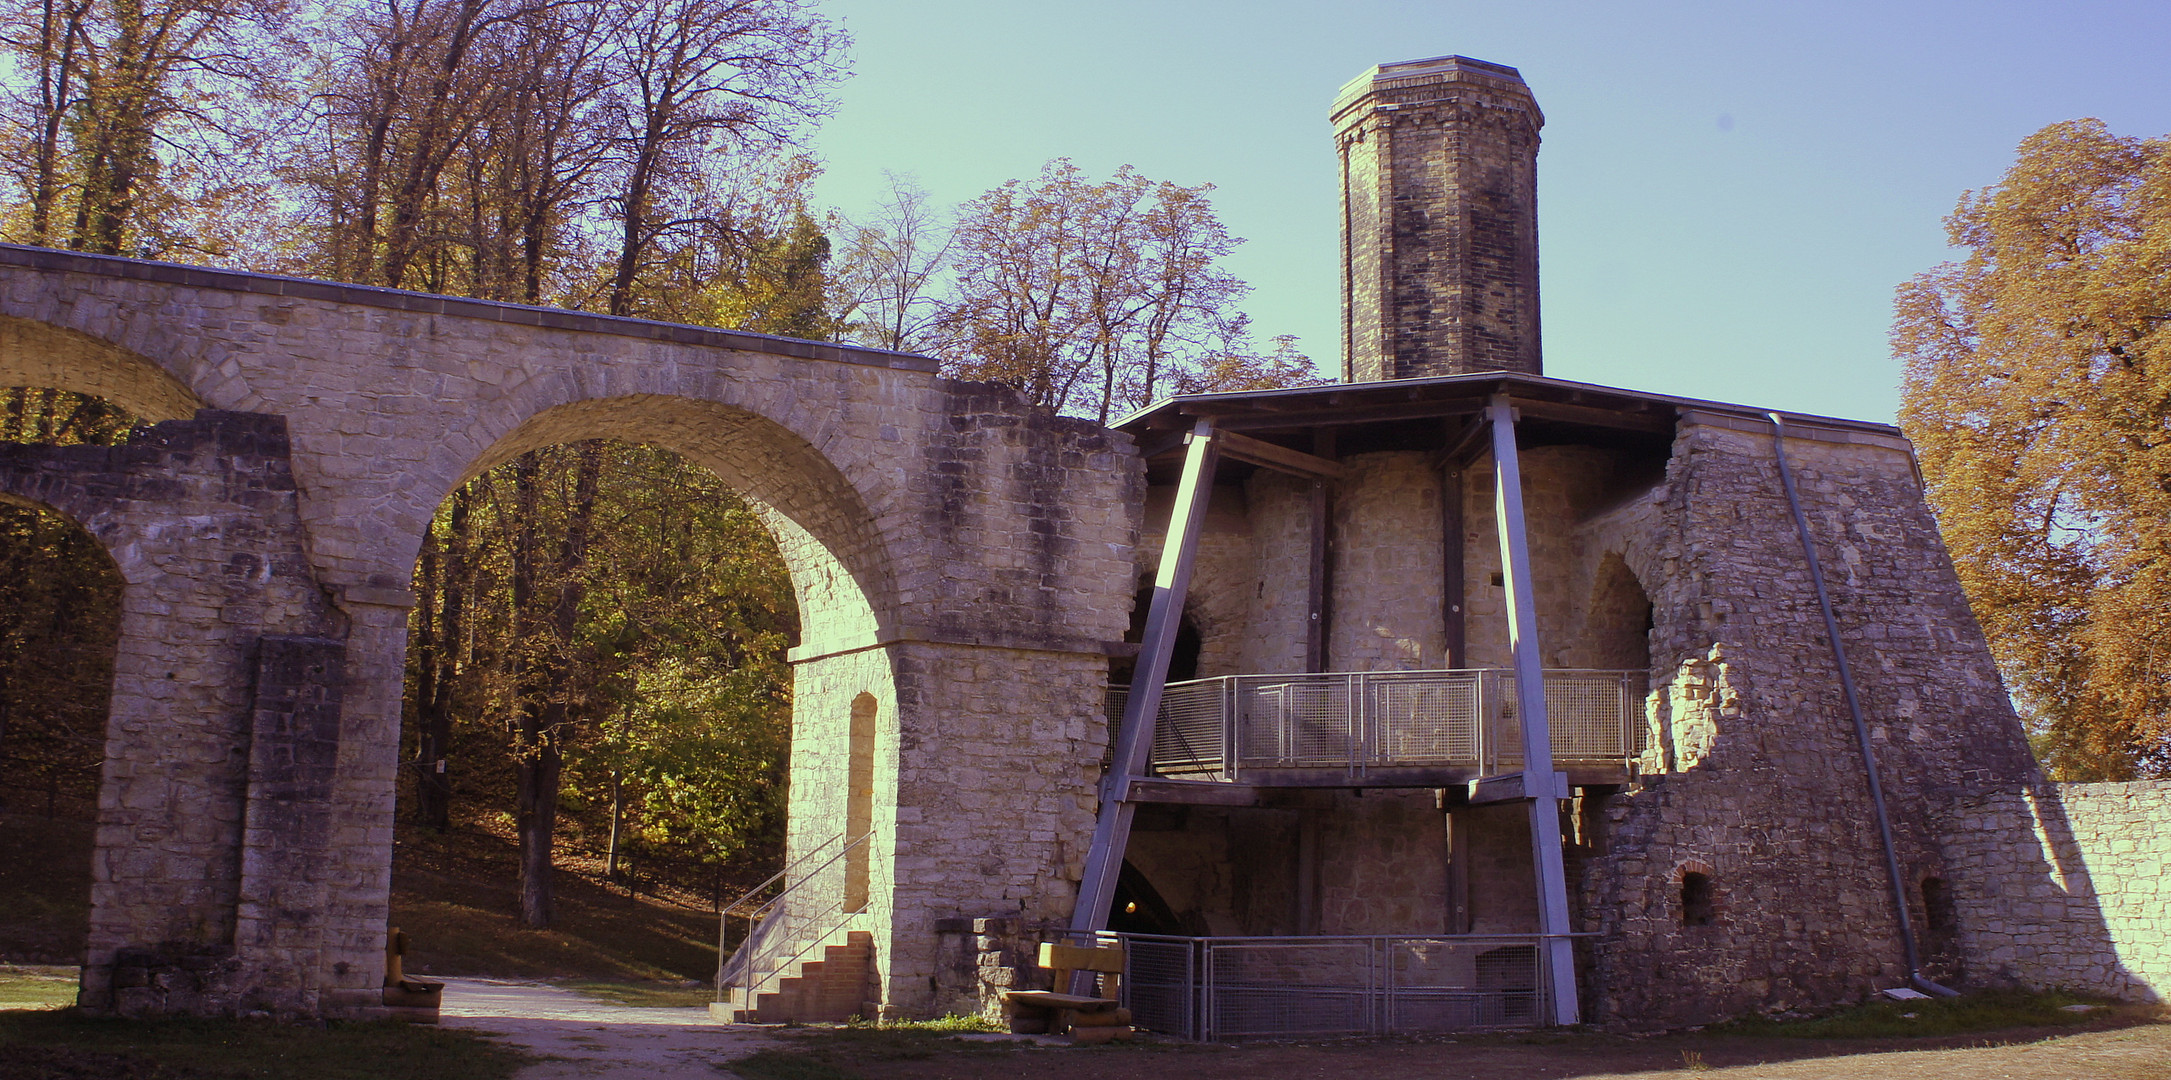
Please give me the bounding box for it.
[844,693,877,914]
[0,389,132,972]
[391,437,798,994]
[389,397,891,1008]
[0,317,202,423]
[1680,871,1716,928]
[1586,552,1654,672]
[1109,580,1203,688]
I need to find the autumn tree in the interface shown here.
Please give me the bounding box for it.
[935,159,1316,424]
[0,0,290,256]
[1894,119,2171,780]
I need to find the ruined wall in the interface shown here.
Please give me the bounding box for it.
[1578,417,2036,1028]
[0,412,345,1017]
[1316,790,1449,933]
[1940,782,2171,1002]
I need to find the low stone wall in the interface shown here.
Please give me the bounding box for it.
[1943,781,2171,1001]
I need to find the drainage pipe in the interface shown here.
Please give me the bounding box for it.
[1767,413,1958,999]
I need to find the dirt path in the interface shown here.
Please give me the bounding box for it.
[437,977,774,1079]
[436,980,2171,1080]
[811,1023,2171,1080]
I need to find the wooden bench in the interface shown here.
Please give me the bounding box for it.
[1001,943,1134,1044]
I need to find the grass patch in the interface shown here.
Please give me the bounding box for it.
[389,826,718,982]
[843,1012,1004,1033]
[561,979,713,1008]
[1716,988,2127,1039]
[0,965,77,1010]
[0,1008,530,1080]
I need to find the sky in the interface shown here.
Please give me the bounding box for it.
[799,0,2171,425]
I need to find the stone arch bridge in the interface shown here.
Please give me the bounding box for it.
[0,244,1139,1018]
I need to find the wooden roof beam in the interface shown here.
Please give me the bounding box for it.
[1216,430,1344,480]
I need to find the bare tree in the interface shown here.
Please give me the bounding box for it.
[830,173,952,354]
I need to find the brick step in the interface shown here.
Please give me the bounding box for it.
[732,931,875,1024]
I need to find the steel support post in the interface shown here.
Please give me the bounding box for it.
[1487,394,1581,1025]
[1072,420,1221,934]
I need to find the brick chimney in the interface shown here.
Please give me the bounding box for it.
[1333,56,1544,381]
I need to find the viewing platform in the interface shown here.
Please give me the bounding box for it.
[1107,668,1648,799]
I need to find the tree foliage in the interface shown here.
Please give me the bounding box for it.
[1894,118,2171,780]
[835,159,1319,423]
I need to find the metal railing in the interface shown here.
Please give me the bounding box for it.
[1117,932,1561,1041]
[1109,668,1647,780]
[714,830,871,1008]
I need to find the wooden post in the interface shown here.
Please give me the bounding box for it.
[1072,420,1221,934]
[1305,429,1336,673]
[1441,456,1466,669]
[1487,393,1580,1026]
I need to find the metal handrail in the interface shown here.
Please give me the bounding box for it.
[714,830,872,1004]
[1110,667,1647,780]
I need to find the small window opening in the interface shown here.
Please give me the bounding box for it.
[1681,872,1715,927]
[1922,876,1955,934]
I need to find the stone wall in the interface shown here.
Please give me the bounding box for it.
[0,246,1143,1020]
[1577,417,2036,1027]
[1940,782,2171,1001]
[0,412,345,1016]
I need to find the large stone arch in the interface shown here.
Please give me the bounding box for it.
[441,394,897,652]
[0,314,203,421]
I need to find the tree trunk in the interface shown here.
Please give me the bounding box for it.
[415,487,469,831]
[511,444,603,928]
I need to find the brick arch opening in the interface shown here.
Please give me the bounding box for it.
[451,395,893,651]
[0,316,204,422]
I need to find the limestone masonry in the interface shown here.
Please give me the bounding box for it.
[0,51,2161,1031]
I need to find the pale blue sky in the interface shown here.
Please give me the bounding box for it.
[804,0,2171,423]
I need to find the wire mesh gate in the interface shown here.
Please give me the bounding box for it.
[1117,933,1558,1041]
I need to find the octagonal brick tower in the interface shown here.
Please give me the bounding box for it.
[1334,55,1544,381]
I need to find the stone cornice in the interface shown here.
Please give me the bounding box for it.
[0,243,941,373]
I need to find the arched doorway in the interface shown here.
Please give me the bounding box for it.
[0,388,131,970]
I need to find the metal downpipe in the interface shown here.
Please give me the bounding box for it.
[1767,413,1958,999]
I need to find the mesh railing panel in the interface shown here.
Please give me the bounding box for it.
[1369,672,1481,763]
[1384,939,1543,1032]
[1496,671,1647,766]
[1208,939,1373,1039]
[1236,677,1355,767]
[1155,681,1226,774]
[1120,935,1198,1040]
[1118,934,1554,1041]
[1107,669,1647,777]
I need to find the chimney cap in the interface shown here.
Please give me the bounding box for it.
[1332,55,1541,125]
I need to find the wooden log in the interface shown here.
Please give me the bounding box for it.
[1068,1025,1134,1046]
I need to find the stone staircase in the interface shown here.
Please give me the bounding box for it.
[716,930,875,1023]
